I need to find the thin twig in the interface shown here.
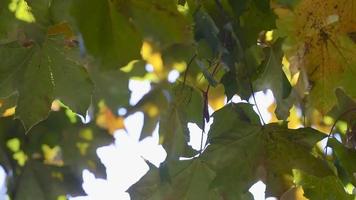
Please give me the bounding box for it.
[199,60,221,155]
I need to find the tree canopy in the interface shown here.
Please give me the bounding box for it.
[0,0,356,199]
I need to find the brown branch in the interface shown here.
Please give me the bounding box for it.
[199,60,221,155]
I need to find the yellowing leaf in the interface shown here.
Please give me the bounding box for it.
[267,102,279,123]
[310,109,331,133]
[141,41,164,78]
[2,106,15,117]
[79,128,93,141]
[96,102,125,134]
[13,151,27,166]
[287,105,302,129]
[265,30,274,42]
[275,0,356,112]
[47,22,75,39]
[76,142,89,156]
[42,144,63,166]
[8,0,35,23]
[6,138,20,152]
[143,103,159,117]
[208,84,226,111]
[57,196,67,200]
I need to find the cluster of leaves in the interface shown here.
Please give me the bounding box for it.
[0,0,355,199]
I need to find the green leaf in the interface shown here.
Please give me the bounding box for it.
[89,65,130,110]
[15,47,54,131]
[208,103,260,141]
[328,138,356,185]
[49,0,75,24]
[71,0,142,69]
[125,0,193,47]
[293,169,353,200]
[204,128,262,199]
[328,88,356,123]
[0,94,17,116]
[220,42,256,101]
[159,83,203,159]
[194,9,221,56]
[129,159,217,200]
[24,110,71,154]
[159,110,188,160]
[239,0,276,47]
[1,37,93,131]
[46,38,93,116]
[253,39,292,119]
[195,59,218,87]
[235,62,254,100]
[274,0,300,7]
[263,125,330,196]
[128,86,169,140]
[0,0,20,42]
[26,0,51,26]
[0,41,30,98]
[173,83,204,130]
[227,0,248,17]
[220,71,238,101]
[203,104,331,197]
[245,44,265,75]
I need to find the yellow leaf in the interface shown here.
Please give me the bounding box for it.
[79,128,93,141]
[275,0,356,112]
[96,102,125,134]
[141,41,165,78]
[6,138,20,152]
[8,0,35,23]
[267,102,279,123]
[143,103,159,117]
[310,109,331,133]
[57,195,67,200]
[2,107,15,117]
[13,151,27,166]
[208,84,226,111]
[287,105,302,129]
[42,144,63,166]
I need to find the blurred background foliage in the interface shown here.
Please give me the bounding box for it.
[0,0,356,199]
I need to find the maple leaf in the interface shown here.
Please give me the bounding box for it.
[275,0,356,112]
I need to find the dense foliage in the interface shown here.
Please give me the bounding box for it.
[0,0,356,199]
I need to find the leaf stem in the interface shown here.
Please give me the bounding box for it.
[199,60,221,155]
